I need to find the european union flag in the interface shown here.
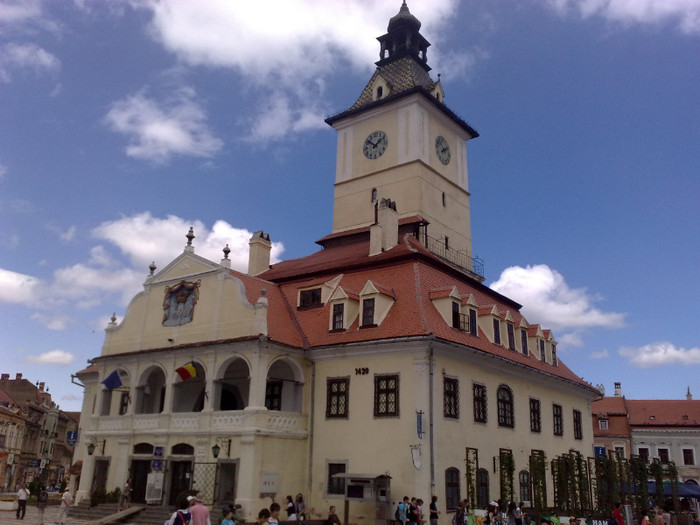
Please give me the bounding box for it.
[101,370,123,391]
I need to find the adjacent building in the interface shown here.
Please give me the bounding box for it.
[74,4,600,521]
[592,383,700,483]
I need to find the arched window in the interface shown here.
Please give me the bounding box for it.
[376,86,383,99]
[133,443,154,455]
[171,443,194,455]
[371,188,378,203]
[445,467,460,511]
[476,468,489,509]
[519,470,531,505]
[497,385,514,428]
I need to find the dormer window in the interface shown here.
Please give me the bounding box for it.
[332,304,344,331]
[469,309,477,336]
[452,302,460,329]
[552,344,558,366]
[362,298,376,326]
[299,288,322,308]
[493,319,501,345]
[521,329,529,355]
[539,339,546,362]
[507,323,515,350]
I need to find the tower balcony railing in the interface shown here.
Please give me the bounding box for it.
[418,232,484,280]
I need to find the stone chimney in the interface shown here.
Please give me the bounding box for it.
[39,382,45,391]
[1,373,9,380]
[614,382,622,397]
[248,231,271,276]
[15,373,22,380]
[369,198,398,256]
[688,387,693,401]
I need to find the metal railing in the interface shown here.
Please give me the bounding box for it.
[419,233,484,279]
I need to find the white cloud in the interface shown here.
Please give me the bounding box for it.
[489,264,626,332]
[619,342,700,367]
[0,268,44,307]
[104,87,223,163]
[546,0,700,34]
[25,349,76,365]
[137,0,467,141]
[0,163,7,181]
[30,312,72,331]
[0,43,61,82]
[589,349,610,359]
[0,0,42,25]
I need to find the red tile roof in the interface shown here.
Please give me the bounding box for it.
[626,399,700,427]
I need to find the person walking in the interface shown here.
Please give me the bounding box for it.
[429,496,440,525]
[16,484,29,520]
[190,493,212,525]
[36,487,49,525]
[56,490,74,524]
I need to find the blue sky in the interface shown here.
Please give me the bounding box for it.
[1,0,698,412]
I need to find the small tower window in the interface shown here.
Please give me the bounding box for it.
[371,188,378,203]
[376,86,383,99]
[442,192,446,206]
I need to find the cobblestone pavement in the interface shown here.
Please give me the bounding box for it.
[0,505,91,525]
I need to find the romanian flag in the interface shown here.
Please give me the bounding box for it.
[102,370,123,391]
[175,361,197,381]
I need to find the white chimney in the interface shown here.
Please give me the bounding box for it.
[369,198,398,256]
[248,231,271,276]
[614,382,622,397]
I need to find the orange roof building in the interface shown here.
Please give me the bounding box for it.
[73,3,600,520]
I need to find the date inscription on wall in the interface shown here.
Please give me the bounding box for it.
[355,368,369,375]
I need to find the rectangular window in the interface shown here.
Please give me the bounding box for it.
[445,468,460,511]
[444,377,459,419]
[658,448,670,463]
[362,298,375,326]
[540,340,546,361]
[553,404,563,436]
[452,302,460,329]
[327,462,347,495]
[374,374,399,417]
[552,344,558,366]
[469,309,477,336]
[333,303,344,330]
[683,448,695,466]
[599,419,609,430]
[265,380,282,411]
[573,409,582,440]
[638,447,650,463]
[493,319,501,344]
[614,446,625,457]
[521,329,529,355]
[299,288,322,308]
[327,377,349,418]
[507,324,515,350]
[119,391,129,415]
[530,398,541,433]
[473,384,487,423]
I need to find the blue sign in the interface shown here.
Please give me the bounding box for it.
[152,459,163,470]
[594,446,606,457]
[154,446,164,458]
[66,431,78,446]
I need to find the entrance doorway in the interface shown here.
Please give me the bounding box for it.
[130,460,151,503]
[92,460,110,494]
[215,462,237,506]
[169,461,192,505]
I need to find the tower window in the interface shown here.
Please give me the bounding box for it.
[371,188,377,202]
[376,86,383,99]
[442,192,446,206]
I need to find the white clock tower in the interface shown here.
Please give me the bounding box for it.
[326,1,480,267]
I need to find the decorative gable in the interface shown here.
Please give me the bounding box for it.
[429,286,461,327]
[297,274,343,308]
[477,305,502,344]
[359,280,395,327]
[371,75,391,102]
[328,286,360,331]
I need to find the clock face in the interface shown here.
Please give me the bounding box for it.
[435,135,451,165]
[363,130,389,160]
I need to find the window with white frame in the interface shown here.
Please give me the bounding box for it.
[598,419,608,430]
[683,448,695,466]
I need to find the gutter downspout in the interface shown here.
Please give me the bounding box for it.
[429,338,435,494]
[308,361,316,493]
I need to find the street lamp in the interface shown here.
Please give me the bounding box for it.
[211,438,231,459]
[87,439,105,456]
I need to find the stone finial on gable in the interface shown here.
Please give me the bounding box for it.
[185,227,195,253]
[221,244,231,269]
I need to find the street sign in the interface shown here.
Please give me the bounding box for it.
[154,446,164,458]
[67,430,78,446]
[152,460,163,470]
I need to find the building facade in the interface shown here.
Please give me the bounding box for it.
[592,384,700,483]
[74,4,600,522]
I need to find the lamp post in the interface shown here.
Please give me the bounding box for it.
[212,438,231,459]
[86,439,105,456]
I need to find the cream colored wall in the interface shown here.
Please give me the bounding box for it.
[308,340,595,523]
[102,254,262,356]
[331,95,474,257]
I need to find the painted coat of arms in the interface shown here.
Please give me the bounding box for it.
[163,280,201,326]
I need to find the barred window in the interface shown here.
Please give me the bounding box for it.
[553,404,563,436]
[327,377,349,418]
[444,377,459,419]
[497,385,514,428]
[573,409,582,440]
[300,288,321,308]
[519,470,531,504]
[445,467,460,511]
[327,462,346,495]
[530,398,541,433]
[473,383,487,423]
[374,374,399,417]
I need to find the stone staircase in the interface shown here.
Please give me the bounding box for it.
[67,501,174,524]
